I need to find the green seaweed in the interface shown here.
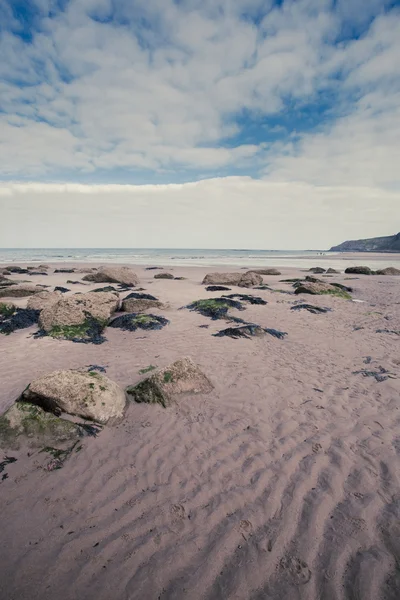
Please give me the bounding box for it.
[139,365,157,374]
[163,371,173,383]
[318,288,352,300]
[0,303,15,318]
[126,380,168,408]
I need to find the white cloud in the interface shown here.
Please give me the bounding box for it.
[0,178,398,249]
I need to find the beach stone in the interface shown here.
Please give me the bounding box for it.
[55,268,76,273]
[252,269,281,275]
[82,266,139,286]
[327,268,339,274]
[202,272,243,286]
[308,267,326,274]
[344,266,373,275]
[27,291,62,311]
[154,273,174,279]
[21,369,126,423]
[0,402,83,449]
[122,298,164,312]
[39,291,119,333]
[38,264,50,270]
[77,267,98,273]
[5,266,29,274]
[238,271,263,288]
[376,267,400,275]
[0,284,43,298]
[126,357,213,408]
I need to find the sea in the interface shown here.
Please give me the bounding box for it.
[1,248,400,271]
[0,248,400,270]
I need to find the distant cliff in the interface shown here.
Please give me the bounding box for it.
[330,232,400,253]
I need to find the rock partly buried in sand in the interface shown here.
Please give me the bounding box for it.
[21,369,126,423]
[27,290,62,311]
[54,286,70,293]
[238,271,263,288]
[126,357,213,408]
[205,285,231,292]
[109,313,169,331]
[202,272,243,286]
[344,266,373,275]
[39,292,119,343]
[376,267,400,275]
[5,266,29,274]
[294,282,351,299]
[0,284,44,298]
[92,286,119,293]
[55,268,76,273]
[122,298,164,312]
[327,268,340,274]
[214,325,287,339]
[83,266,139,286]
[252,268,281,276]
[0,402,83,449]
[154,272,174,279]
[308,267,326,274]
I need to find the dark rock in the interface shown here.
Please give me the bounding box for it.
[185,298,245,320]
[87,365,107,373]
[327,268,339,274]
[291,304,331,314]
[0,308,40,335]
[205,286,232,292]
[5,266,29,274]
[174,277,186,280]
[54,287,70,293]
[331,283,353,293]
[109,313,169,331]
[294,282,351,299]
[124,292,158,301]
[344,266,374,275]
[66,280,82,285]
[117,283,135,290]
[55,269,76,273]
[36,317,107,344]
[265,328,288,339]
[213,325,287,340]
[27,272,48,276]
[308,267,326,274]
[222,293,267,305]
[280,279,302,283]
[145,267,163,270]
[92,286,118,293]
[154,273,174,279]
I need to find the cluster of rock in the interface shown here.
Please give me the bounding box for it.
[344,266,400,275]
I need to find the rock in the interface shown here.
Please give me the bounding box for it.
[27,291,62,311]
[308,267,326,274]
[55,268,76,273]
[145,266,163,270]
[327,268,339,274]
[5,266,29,274]
[77,267,98,273]
[185,297,245,320]
[0,285,43,298]
[252,269,281,275]
[122,298,164,312]
[291,304,331,314]
[38,264,50,270]
[344,266,373,275]
[126,357,213,408]
[376,267,400,275]
[205,285,232,292]
[27,271,48,276]
[0,402,83,449]
[66,280,83,285]
[154,273,174,279]
[92,286,119,293]
[238,271,263,288]
[213,325,287,339]
[54,286,70,293]
[39,292,119,342]
[109,313,169,331]
[21,369,126,423]
[294,282,351,299]
[124,292,158,301]
[174,277,186,280]
[202,272,243,286]
[82,266,139,286]
[0,308,40,334]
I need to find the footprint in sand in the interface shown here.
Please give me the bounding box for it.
[170,504,186,522]
[279,555,312,585]
[238,520,253,536]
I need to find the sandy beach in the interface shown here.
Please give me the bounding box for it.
[1,260,400,600]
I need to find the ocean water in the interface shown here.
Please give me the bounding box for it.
[0,248,399,270]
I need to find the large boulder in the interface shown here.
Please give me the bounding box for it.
[238,271,263,288]
[27,290,62,311]
[83,266,139,286]
[376,267,400,276]
[0,284,44,298]
[294,282,351,299]
[202,272,243,286]
[126,357,213,408]
[0,402,83,449]
[39,291,119,333]
[344,266,373,275]
[252,268,281,276]
[122,298,164,312]
[21,369,126,423]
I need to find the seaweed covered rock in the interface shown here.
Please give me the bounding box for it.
[376,267,400,275]
[214,325,287,339]
[122,298,164,312]
[294,282,351,299]
[223,293,267,306]
[126,357,213,408]
[291,304,331,314]
[27,290,62,311]
[252,269,281,276]
[124,292,158,301]
[238,271,263,288]
[0,308,40,335]
[202,272,243,286]
[0,284,43,298]
[38,264,50,270]
[21,369,126,423]
[205,285,231,292]
[344,266,373,275]
[0,402,83,449]
[308,267,326,274]
[185,297,245,320]
[109,313,169,331]
[82,266,139,286]
[154,273,174,279]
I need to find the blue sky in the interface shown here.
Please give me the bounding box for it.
[0,0,399,248]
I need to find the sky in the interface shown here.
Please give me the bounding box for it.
[0,0,399,249]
